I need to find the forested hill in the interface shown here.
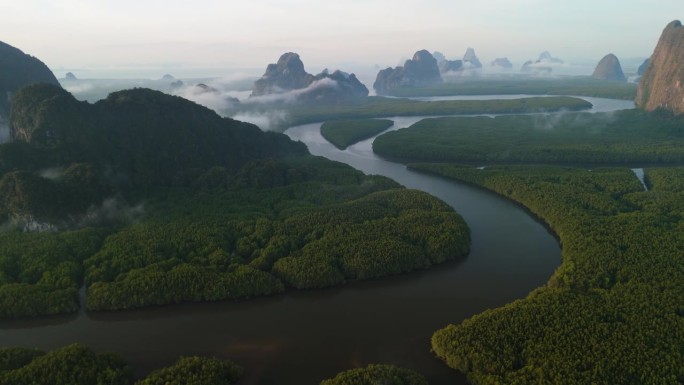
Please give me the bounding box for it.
[8,83,306,187]
[0,84,470,319]
[0,41,60,120]
[1,83,306,228]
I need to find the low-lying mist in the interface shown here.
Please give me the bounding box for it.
[59,75,295,131]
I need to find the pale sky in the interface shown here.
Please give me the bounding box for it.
[1,0,681,78]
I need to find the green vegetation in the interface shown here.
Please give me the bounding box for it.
[374,109,684,164]
[0,344,242,385]
[1,345,431,385]
[241,95,591,130]
[409,164,684,384]
[84,159,469,310]
[136,356,242,385]
[320,119,394,149]
[320,364,428,385]
[0,229,107,318]
[0,84,470,317]
[8,84,305,187]
[0,40,60,117]
[0,344,131,385]
[386,77,637,100]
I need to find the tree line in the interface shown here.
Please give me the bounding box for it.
[411,164,684,384]
[374,110,684,165]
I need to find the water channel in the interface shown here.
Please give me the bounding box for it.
[0,96,634,385]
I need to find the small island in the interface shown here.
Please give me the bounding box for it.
[320,119,394,149]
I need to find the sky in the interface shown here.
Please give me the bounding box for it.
[1,0,681,78]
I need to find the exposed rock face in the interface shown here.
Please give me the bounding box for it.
[250,53,367,102]
[592,54,626,81]
[0,41,60,120]
[462,48,482,68]
[251,52,314,97]
[300,69,368,103]
[403,50,442,83]
[491,58,513,69]
[374,67,405,94]
[636,20,684,115]
[64,72,77,81]
[439,60,463,73]
[637,58,650,76]
[432,51,462,73]
[373,50,442,94]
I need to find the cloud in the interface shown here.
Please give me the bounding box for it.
[62,82,96,94]
[77,197,144,228]
[38,167,65,180]
[244,77,339,104]
[229,110,289,131]
[173,84,241,113]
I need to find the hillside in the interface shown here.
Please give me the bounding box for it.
[0,41,59,120]
[636,20,684,115]
[0,84,470,318]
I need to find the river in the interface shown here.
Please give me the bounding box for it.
[0,96,634,385]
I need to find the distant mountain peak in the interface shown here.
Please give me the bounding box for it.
[592,53,626,81]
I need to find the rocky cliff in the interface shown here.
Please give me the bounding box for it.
[637,58,650,76]
[403,50,442,83]
[0,41,60,120]
[250,53,367,102]
[300,69,368,103]
[592,54,626,81]
[251,53,314,97]
[63,72,78,81]
[462,48,482,68]
[636,20,684,115]
[432,51,462,73]
[373,50,442,94]
[491,58,513,69]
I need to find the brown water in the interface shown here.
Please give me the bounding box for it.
[1,98,631,384]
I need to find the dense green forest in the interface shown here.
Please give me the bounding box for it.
[84,158,469,311]
[135,356,243,385]
[320,119,394,149]
[373,109,684,164]
[0,84,470,317]
[406,164,684,384]
[0,344,430,385]
[0,344,242,385]
[242,95,592,130]
[320,364,428,385]
[385,77,637,100]
[0,344,132,385]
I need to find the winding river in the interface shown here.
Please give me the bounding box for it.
[0,96,634,385]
